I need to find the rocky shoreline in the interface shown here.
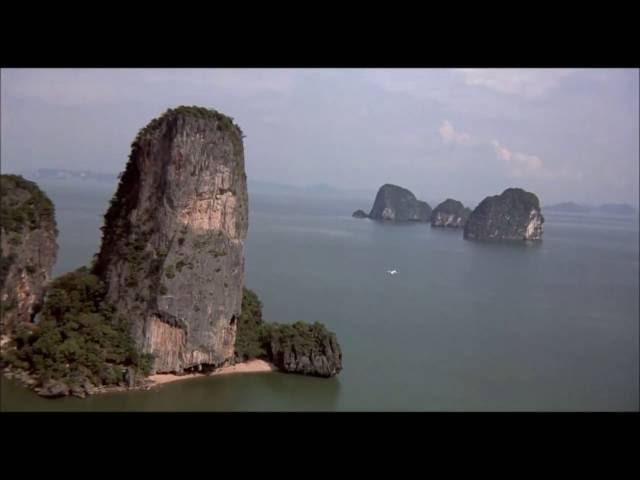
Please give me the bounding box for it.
[2,359,278,399]
[3,365,155,398]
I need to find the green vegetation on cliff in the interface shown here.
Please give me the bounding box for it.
[1,174,59,334]
[1,267,153,388]
[135,105,244,144]
[0,174,57,235]
[267,321,337,354]
[234,288,268,361]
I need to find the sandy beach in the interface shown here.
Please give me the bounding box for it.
[148,359,277,387]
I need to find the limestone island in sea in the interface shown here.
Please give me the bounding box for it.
[0,106,342,399]
[430,199,472,229]
[463,188,544,241]
[353,184,431,222]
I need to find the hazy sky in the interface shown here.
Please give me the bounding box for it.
[1,68,638,206]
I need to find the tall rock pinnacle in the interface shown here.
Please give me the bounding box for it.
[94,106,248,373]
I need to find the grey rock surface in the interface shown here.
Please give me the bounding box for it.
[94,106,248,373]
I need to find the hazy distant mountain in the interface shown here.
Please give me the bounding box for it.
[545,201,636,216]
[21,168,118,183]
[596,203,636,216]
[248,180,372,199]
[8,170,638,216]
[247,180,299,194]
[305,183,340,193]
[545,202,592,213]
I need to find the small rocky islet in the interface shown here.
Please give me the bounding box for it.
[1,105,342,399]
[366,184,432,222]
[430,199,472,228]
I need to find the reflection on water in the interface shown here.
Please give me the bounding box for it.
[2,372,342,412]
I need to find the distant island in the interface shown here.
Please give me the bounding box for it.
[248,180,373,199]
[545,202,636,216]
[544,202,591,213]
[430,199,472,228]
[352,184,432,222]
[20,168,119,183]
[596,203,637,216]
[464,188,544,241]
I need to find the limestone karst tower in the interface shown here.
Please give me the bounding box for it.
[93,106,249,373]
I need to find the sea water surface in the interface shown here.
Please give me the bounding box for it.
[2,180,638,411]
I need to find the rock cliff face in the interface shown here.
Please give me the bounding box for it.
[93,106,248,374]
[367,184,431,222]
[430,199,471,228]
[0,175,58,334]
[463,188,544,241]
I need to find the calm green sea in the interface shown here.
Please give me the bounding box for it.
[2,180,638,411]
